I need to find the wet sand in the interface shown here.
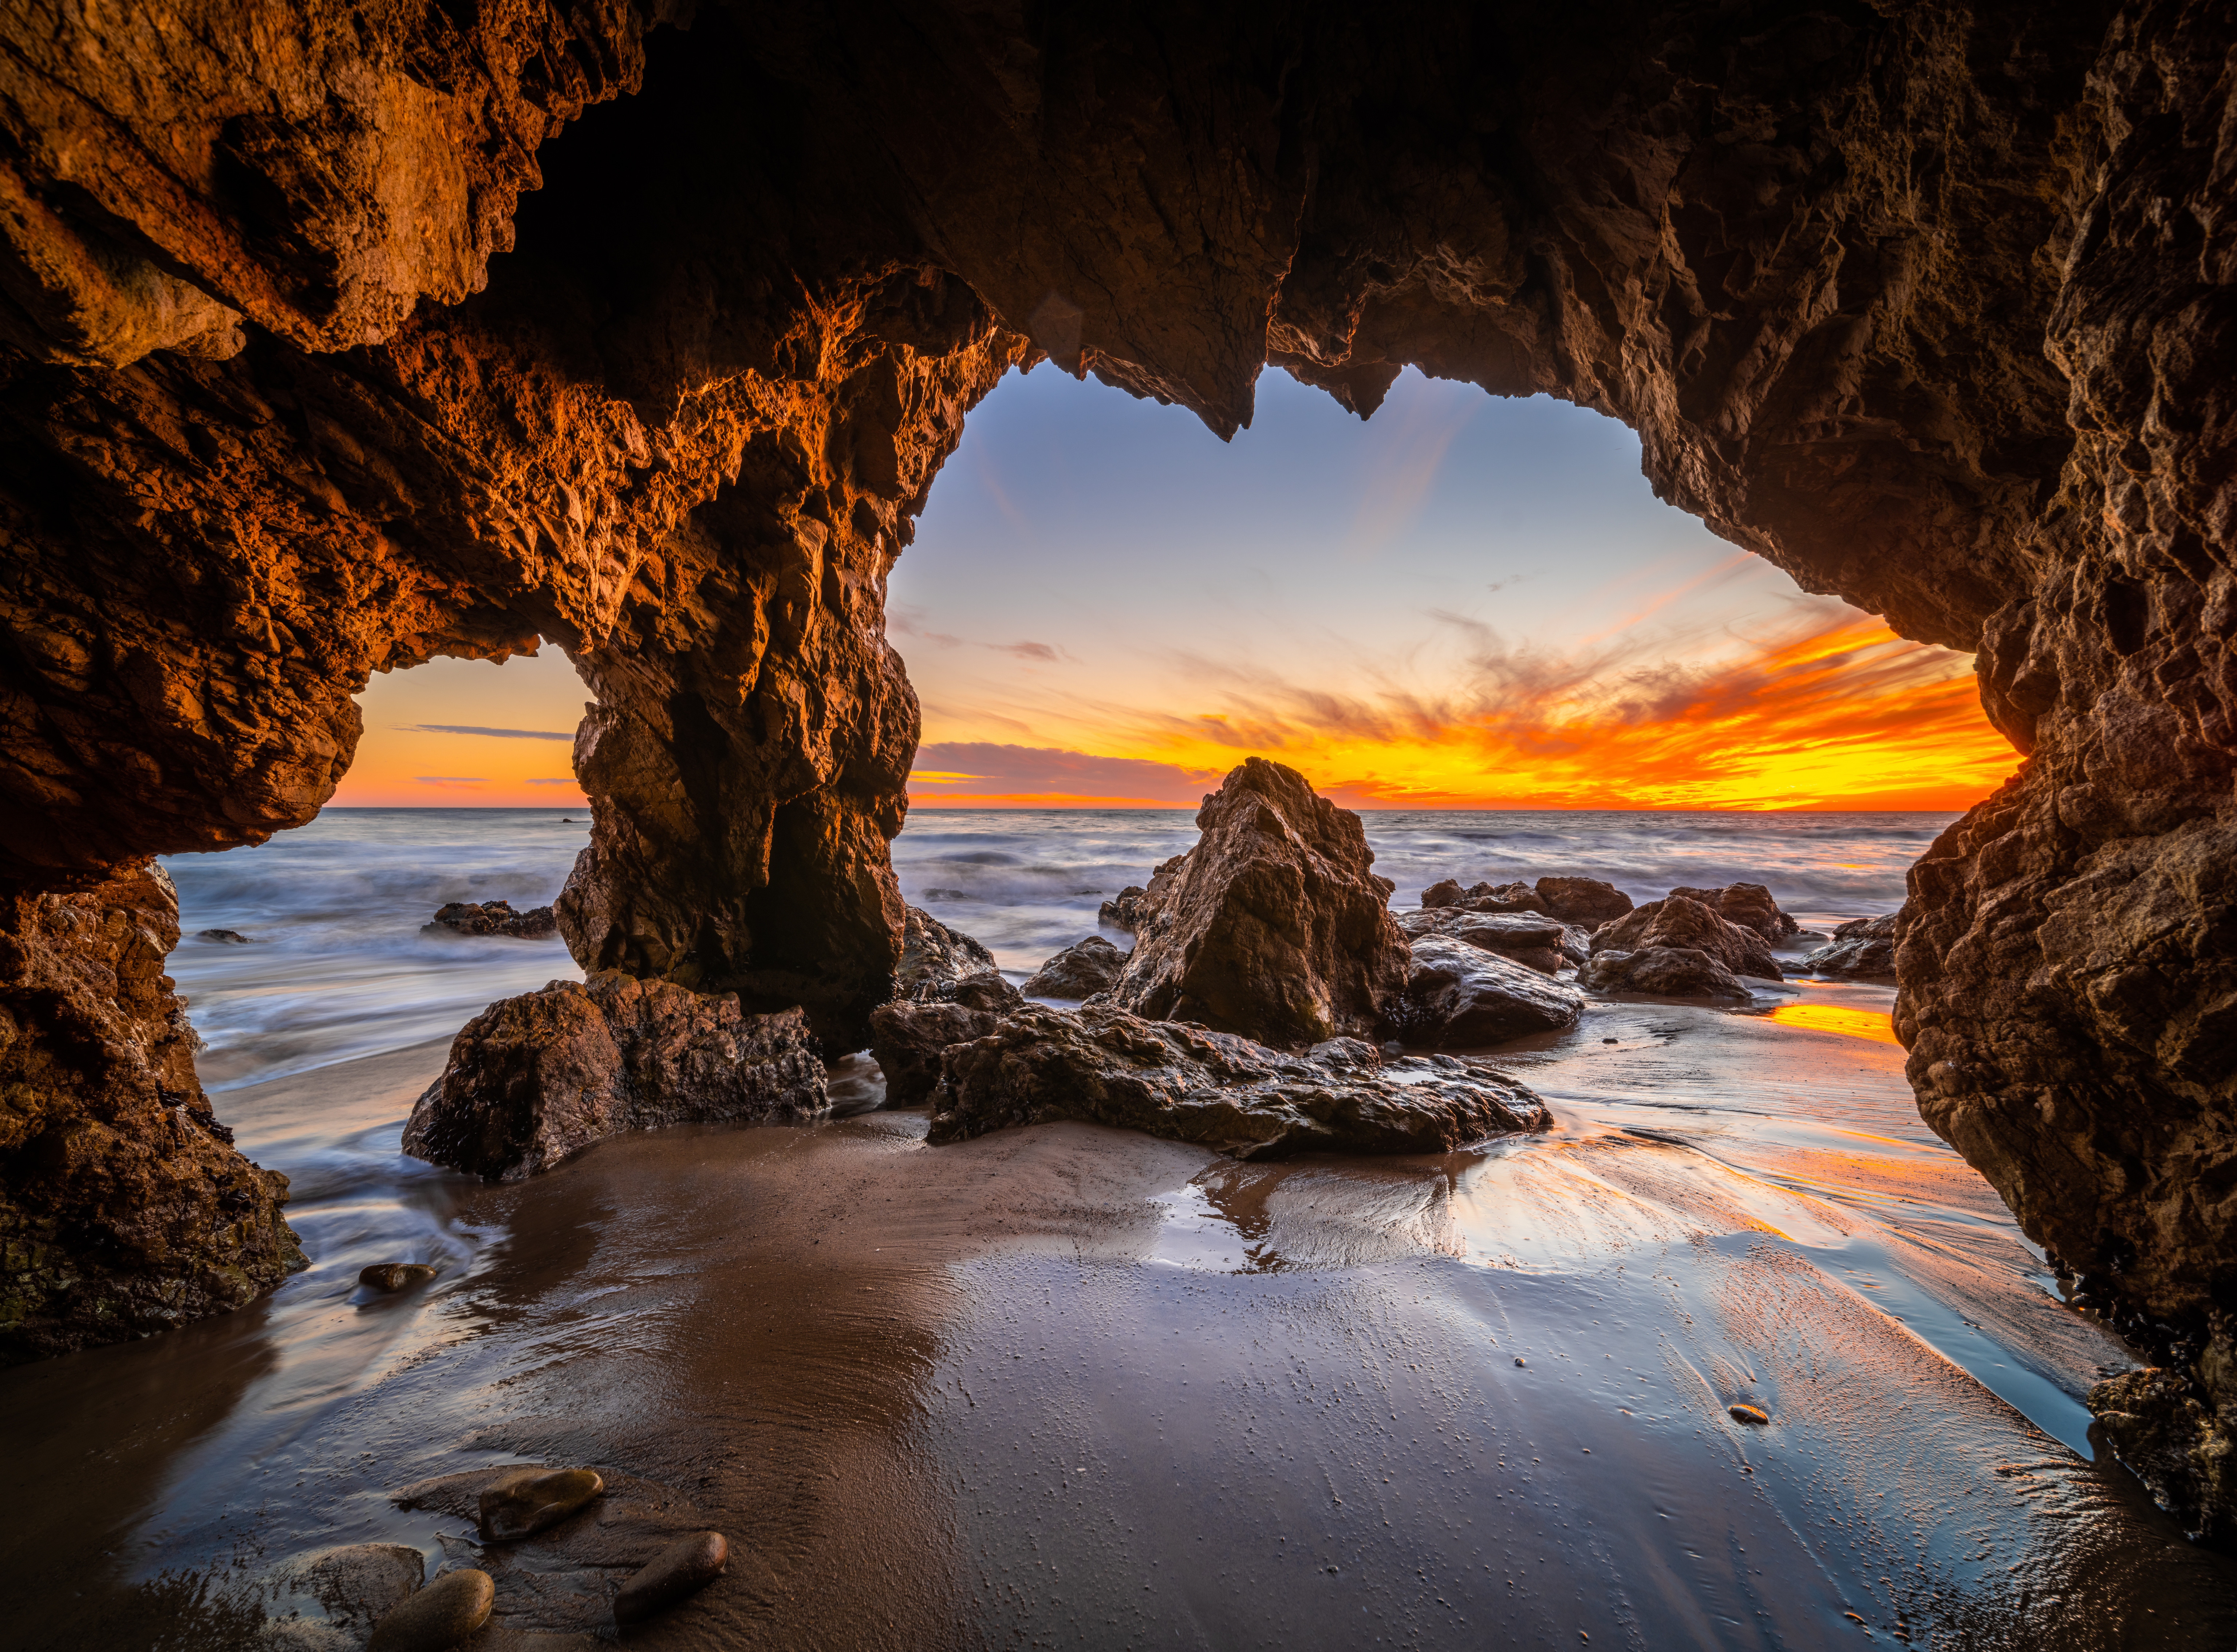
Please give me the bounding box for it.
[4,1005,2235,1649]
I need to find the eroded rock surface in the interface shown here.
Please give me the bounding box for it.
[929,1003,1549,1159]
[1022,935,1129,999]
[1582,946,1751,1003]
[1591,897,1783,982]
[1113,760,1406,1048]
[1397,907,1571,976]
[1397,935,1586,1046]
[403,973,826,1180]
[1535,877,1633,928]
[1804,913,1903,981]
[1668,884,1800,942]
[430,899,558,939]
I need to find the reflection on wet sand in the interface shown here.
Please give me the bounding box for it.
[1,993,2234,1649]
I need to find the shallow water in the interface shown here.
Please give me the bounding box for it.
[6,807,2230,1647]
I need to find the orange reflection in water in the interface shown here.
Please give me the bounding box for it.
[1764,1004,1902,1046]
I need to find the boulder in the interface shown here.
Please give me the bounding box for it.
[1022,935,1131,998]
[1590,895,1783,980]
[870,996,1013,1106]
[1112,759,1407,1047]
[1098,887,1149,930]
[429,898,557,939]
[1534,876,1634,927]
[479,1466,604,1541]
[616,1530,731,1625]
[928,1003,1550,1158]
[366,1570,493,1652]
[1396,908,1569,975]
[1456,880,1550,915]
[897,905,1001,1001]
[1420,878,1465,909]
[1667,882,1799,941]
[1581,946,1751,1001]
[1802,911,1901,980]
[1397,935,1586,1046]
[402,972,828,1180]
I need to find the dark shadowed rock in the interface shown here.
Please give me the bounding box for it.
[359,1263,437,1292]
[401,973,827,1180]
[1535,877,1634,927]
[615,1529,730,1625]
[1420,878,1465,909]
[276,1544,424,1632]
[366,1569,493,1652]
[929,1003,1549,1158]
[1582,946,1751,1002]
[1668,883,1799,942]
[1591,896,1783,980]
[198,927,255,944]
[897,906,1001,1001]
[1022,935,1131,999]
[1113,760,1408,1048]
[1803,912,1902,980]
[870,997,1012,1107]
[1098,887,1150,931]
[480,1466,604,1541]
[2086,1365,2234,1546]
[1397,908,1569,975]
[430,899,558,939]
[1398,936,1585,1046]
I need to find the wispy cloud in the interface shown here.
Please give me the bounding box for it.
[402,724,575,740]
[416,776,489,787]
[910,743,1224,806]
[525,777,583,786]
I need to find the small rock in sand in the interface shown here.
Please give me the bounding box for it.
[359,1263,438,1292]
[367,1569,494,1652]
[198,927,254,944]
[1514,1357,1527,1367]
[479,1466,604,1541]
[1728,1403,1770,1425]
[614,1529,730,1625]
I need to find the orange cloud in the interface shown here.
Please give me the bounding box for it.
[908,611,2017,813]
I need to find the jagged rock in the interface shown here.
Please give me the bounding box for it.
[1098,888,1149,931]
[367,1570,493,1652]
[1591,897,1783,981]
[1113,760,1407,1048]
[1668,883,1799,942]
[1398,936,1585,1046]
[479,1466,604,1541]
[358,1263,437,1292]
[1396,908,1569,976]
[928,1003,1549,1158]
[1803,912,1902,980]
[1022,935,1130,999]
[0,864,303,1366]
[402,973,827,1181]
[1420,879,1465,909]
[1534,877,1634,927]
[897,906,1002,1002]
[615,1530,730,1625]
[1582,946,1751,1003]
[429,899,558,939]
[869,994,1015,1108]
[2086,1366,2233,1546]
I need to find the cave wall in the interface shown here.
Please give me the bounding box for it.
[0,0,2230,1426]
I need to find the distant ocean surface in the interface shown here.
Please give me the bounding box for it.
[161,807,1954,1091]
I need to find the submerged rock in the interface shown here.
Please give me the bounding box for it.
[197,927,254,944]
[402,973,827,1180]
[1397,935,1585,1045]
[929,1003,1549,1158]
[358,1262,437,1292]
[429,898,557,939]
[366,1569,493,1652]
[1534,876,1634,927]
[1803,911,1901,980]
[1666,882,1799,942]
[897,905,1002,1001]
[1022,934,1131,999]
[1590,896,1783,981]
[276,1544,424,1631]
[480,1466,605,1541]
[2087,1366,2234,1545]
[615,1529,730,1625]
[1582,946,1751,1001]
[1114,759,1407,1047]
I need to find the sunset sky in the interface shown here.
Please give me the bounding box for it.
[335,364,2018,812]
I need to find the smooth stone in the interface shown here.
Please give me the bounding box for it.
[367,1569,494,1652]
[359,1263,438,1292]
[479,1467,604,1541]
[1728,1403,1770,1425]
[614,1529,729,1625]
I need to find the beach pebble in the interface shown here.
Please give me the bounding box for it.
[479,1466,604,1541]
[1514,1357,1527,1367]
[366,1569,493,1652]
[614,1529,729,1625]
[359,1263,438,1292]
[1728,1403,1770,1425]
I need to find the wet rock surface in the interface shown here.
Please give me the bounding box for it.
[1397,908,1571,976]
[1114,760,1406,1048]
[896,907,1002,1003]
[402,973,827,1181]
[2086,1366,2234,1547]
[1591,897,1783,983]
[1397,936,1586,1046]
[930,1003,1549,1159]
[1582,946,1751,1003]
[359,1263,438,1293]
[367,1568,494,1652]
[430,900,558,940]
[869,997,1013,1108]
[480,1468,605,1543]
[1804,913,1903,981]
[278,1544,425,1632]
[1667,883,1800,942]
[614,1530,729,1625]
[1022,936,1131,999]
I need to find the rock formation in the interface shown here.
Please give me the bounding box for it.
[1421,879,1550,916]
[1021,935,1130,999]
[867,908,1021,1105]
[1113,760,1407,1048]
[1397,935,1586,1046]
[1803,913,1903,981]
[1581,946,1751,1003]
[1668,883,1801,942]
[894,906,1003,1003]
[1592,897,1783,983]
[0,0,2230,1529]
[430,899,558,939]
[928,1003,1550,1159]
[1397,907,1570,976]
[1534,877,1634,928]
[403,972,827,1180]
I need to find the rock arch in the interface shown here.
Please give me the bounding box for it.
[0,0,2230,1463]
